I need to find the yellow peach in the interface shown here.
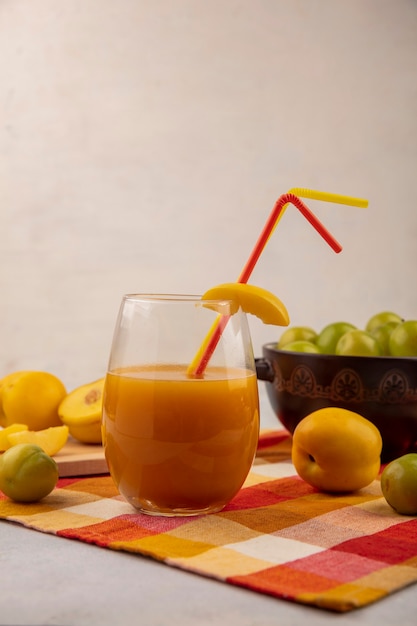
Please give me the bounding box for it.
[0,371,30,427]
[2,371,67,430]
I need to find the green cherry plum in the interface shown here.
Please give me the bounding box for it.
[0,443,59,502]
[370,321,400,356]
[316,322,356,355]
[278,326,317,349]
[389,320,417,357]
[281,340,321,354]
[335,329,382,357]
[365,311,403,333]
[381,453,417,515]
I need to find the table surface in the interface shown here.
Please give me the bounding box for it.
[2,387,417,626]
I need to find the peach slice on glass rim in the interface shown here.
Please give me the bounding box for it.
[201,283,289,326]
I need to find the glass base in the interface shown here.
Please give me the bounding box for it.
[125,497,227,517]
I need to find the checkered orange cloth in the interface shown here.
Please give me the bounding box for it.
[1,431,417,613]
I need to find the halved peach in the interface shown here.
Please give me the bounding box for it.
[58,379,105,444]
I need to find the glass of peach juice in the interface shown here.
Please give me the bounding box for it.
[102,294,260,516]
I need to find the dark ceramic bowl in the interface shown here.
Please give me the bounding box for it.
[256,343,417,463]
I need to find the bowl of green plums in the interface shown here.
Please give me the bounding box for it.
[255,311,417,463]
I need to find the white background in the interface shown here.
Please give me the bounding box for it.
[1,0,416,392]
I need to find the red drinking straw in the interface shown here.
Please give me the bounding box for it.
[191,193,342,377]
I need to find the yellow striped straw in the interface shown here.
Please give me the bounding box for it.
[187,188,368,377]
[267,187,368,244]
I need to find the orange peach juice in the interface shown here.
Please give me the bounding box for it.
[102,364,259,514]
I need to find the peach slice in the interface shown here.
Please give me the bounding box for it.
[0,423,29,451]
[201,283,290,326]
[7,425,69,457]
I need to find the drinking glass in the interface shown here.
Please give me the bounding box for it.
[102,294,260,516]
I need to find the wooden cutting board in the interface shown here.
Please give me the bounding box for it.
[55,437,108,477]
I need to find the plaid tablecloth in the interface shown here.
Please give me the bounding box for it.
[1,431,417,613]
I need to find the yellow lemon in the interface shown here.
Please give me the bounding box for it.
[0,443,59,502]
[0,371,30,427]
[0,423,29,451]
[6,425,69,457]
[291,407,382,493]
[58,378,104,444]
[201,283,289,326]
[1,371,67,430]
